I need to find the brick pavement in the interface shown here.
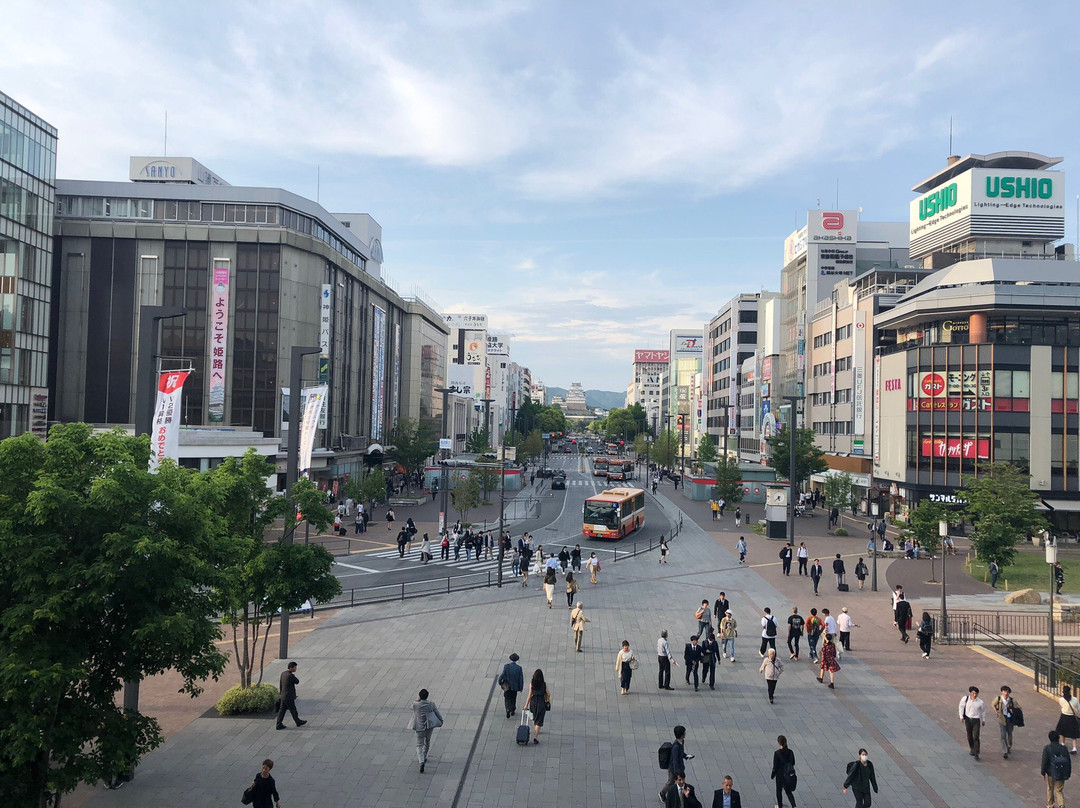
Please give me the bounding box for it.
[77,480,1027,808]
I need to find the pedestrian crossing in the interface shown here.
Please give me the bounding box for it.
[357,547,509,573]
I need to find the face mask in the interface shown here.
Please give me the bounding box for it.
[860,754,868,763]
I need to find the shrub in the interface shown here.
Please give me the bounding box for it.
[834,528,849,536]
[216,683,279,716]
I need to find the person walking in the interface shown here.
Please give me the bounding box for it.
[542,565,557,608]
[524,669,550,744]
[1056,684,1080,754]
[659,725,694,803]
[713,592,730,623]
[419,533,432,564]
[571,602,590,652]
[779,544,793,576]
[759,648,784,703]
[275,661,307,730]
[695,599,712,639]
[894,593,913,644]
[385,507,395,531]
[353,508,364,535]
[805,608,824,662]
[837,607,856,651]
[244,759,281,808]
[409,688,444,773]
[659,535,669,564]
[700,631,719,690]
[657,629,676,690]
[959,685,986,760]
[1042,730,1072,808]
[1057,561,1066,594]
[854,557,868,590]
[664,773,703,808]
[809,558,823,596]
[498,653,524,718]
[770,735,798,808]
[818,633,841,688]
[711,500,720,520]
[916,611,934,658]
[832,553,846,590]
[396,527,410,558]
[991,685,1020,759]
[786,607,803,660]
[736,536,748,564]
[587,552,600,584]
[711,775,742,808]
[683,635,703,690]
[797,542,809,576]
[615,639,637,694]
[440,531,450,561]
[830,506,840,529]
[734,506,741,524]
[760,608,778,657]
[558,546,570,571]
[842,749,879,808]
[565,571,579,608]
[511,547,521,577]
[719,610,737,662]
[571,544,582,572]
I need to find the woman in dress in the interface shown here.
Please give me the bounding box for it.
[818,633,841,689]
[525,669,550,744]
[615,640,636,694]
[1057,684,1080,754]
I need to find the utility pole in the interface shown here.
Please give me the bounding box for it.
[481,397,494,450]
[782,395,804,546]
[436,388,453,537]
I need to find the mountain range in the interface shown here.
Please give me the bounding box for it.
[545,387,625,411]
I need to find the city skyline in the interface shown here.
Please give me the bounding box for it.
[4,1,1080,389]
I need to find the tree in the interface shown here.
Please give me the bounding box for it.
[653,429,679,469]
[823,472,858,515]
[204,452,339,690]
[452,473,483,524]
[633,434,649,459]
[466,426,490,453]
[0,425,229,806]
[474,462,500,502]
[696,434,717,466]
[963,462,1048,567]
[358,466,388,507]
[904,499,949,557]
[713,455,744,506]
[767,427,827,492]
[389,417,437,480]
[522,429,544,463]
[537,406,567,435]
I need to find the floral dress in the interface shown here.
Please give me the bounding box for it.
[819,639,841,673]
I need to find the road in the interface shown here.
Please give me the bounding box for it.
[329,452,675,592]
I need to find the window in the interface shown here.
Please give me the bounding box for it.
[739,309,758,323]
[835,324,852,341]
[835,356,852,372]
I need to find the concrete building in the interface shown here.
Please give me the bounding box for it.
[873,152,1079,528]
[530,380,546,406]
[668,329,703,463]
[52,155,447,486]
[629,348,668,431]
[735,297,784,465]
[0,90,56,438]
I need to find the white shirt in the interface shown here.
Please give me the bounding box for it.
[657,637,673,659]
[797,546,808,559]
[587,556,599,568]
[824,615,838,635]
[837,613,854,632]
[761,615,776,638]
[959,695,985,721]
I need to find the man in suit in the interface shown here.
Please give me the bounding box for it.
[683,636,702,691]
[275,661,307,730]
[660,725,695,804]
[711,774,742,808]
[713,592,730,623]
[894,593,913,644]
[700,632,719,690]
[664,773,703,808]
[779,545,793,576]
[497,653,525,718]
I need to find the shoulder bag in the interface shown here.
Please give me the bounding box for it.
[241,781,256,805]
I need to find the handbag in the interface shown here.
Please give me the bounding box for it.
[628,656,640,670]
[1010,705,1025,727]
[241,782,255,805]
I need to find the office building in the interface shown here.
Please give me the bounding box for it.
[629,348,668,430]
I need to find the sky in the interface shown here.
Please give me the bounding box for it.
[4,0,1080,392]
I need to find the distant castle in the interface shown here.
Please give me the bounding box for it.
[564,382,589,415]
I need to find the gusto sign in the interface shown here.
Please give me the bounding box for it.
[920,372,945,397]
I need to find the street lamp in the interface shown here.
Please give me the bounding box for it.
[870,499,879,593]
[939,520,950,640]
[1048,533,1058,688]
[435,388,453,538]
[782,395,804,546]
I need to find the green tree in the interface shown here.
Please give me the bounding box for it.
[474,463,500,502]
[203,452,339,690]
[522,429,545,463]
[0,425,229,807]
[696,434,717,466]
[767,426,827,492]
[452,472,483,523]
[903,499,949,557]
[653,429,679,469]
[537,406,568,435]
[963,462,1047,567]
[823,472,858,514]
[359,467,388,506]
[713,455,744,505]
[633,434,649,459]
[466,426,490,453]
[389,417,437,480]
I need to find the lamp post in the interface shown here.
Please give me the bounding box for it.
[1047,533,1058,688]
[870,500,879,592]
[480,397,494,450]
[280,345,323,662]
[939,519,950,640]
[436,388,453,538]
[782,395,804,546]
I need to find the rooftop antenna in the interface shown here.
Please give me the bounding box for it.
[163,110,168,156]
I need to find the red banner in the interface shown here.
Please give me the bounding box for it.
[920,438,990,460]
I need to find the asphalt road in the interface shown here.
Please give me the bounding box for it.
[330,452,675,592]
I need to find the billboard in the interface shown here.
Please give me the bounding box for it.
[444,313,487,329]
[371,306,386,440]
[784,226,808,264]
[150,371,190,472]
[208,261,230,422]
[672,334,703,355]
[447,363,477,398]
[635,349,670,363]
[807,210,858,245]
[910,168,1065,258]
[464,330,485,365]
[486,334,509,356]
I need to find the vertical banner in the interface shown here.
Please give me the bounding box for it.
[319,285,332,430]
[853,311,867,436]
[150,370,190,472]
[392,322,402,422]
[371,305,387,441]
[299,385,327,473]
[208,260,230,422]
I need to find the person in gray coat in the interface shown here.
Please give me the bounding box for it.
[410,689,444,773]
[498,652,525,718]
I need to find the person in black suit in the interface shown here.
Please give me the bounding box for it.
[711,774,742,808]
[683,635,702,691]
[275,661,307,730]
[894,593,913,644]
[498,653,525,718]
[713,592,730,623]
[779,545,793,576]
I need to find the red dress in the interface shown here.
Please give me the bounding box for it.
[820,640,841,673]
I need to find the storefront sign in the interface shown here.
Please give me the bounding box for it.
[920,437,990,459]
[920,372,945,397]
[635,349,669,363]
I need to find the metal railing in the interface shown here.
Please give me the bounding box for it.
[969,625,1080,694]
[933,610,1080,643]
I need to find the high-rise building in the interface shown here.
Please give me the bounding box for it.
[667,330,703,466]
[629,348,668,431]
[0,90,56,438]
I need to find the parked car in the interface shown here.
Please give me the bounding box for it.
[551,475,566,490]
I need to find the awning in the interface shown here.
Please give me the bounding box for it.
[1040,499,1080,512]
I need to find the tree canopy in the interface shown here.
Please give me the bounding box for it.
[713,455,744,505]
[766,426,827,491]
[389,417,437,478]
[696,434,717,466]
[903,499,949,556]
[822,472,858,514]
[962,462,1047,567]
[652,429,679,469]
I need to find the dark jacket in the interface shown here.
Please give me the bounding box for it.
[668,739,688,775]
[713,598,730,620]
[780,547,792,561]
[684,643,702,666]
[894,599,913,626]
[771,747,795,781]
[700,638,718,666]
[1042,741,1072,779]
[279,669,298,701]
[843,759,878,793]
[832,558,845,575]
[249,772,279,808]
[665,782,702,808]
[809,564,823,580]
[498,661,524,693]
[710,788,742,808]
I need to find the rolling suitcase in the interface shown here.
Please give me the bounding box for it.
[838,583,850,592]
[516,710,531,745]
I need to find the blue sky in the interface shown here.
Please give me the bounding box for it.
[4,0,1080,391]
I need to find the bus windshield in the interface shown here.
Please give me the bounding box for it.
[583,500,619,527]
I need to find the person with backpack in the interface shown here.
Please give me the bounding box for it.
[1042,730,1071,808]
[842,748,878,807]
[805,608,824,662]
[659,724,694,803]
[916,611,934,658]
[854,557,869,590]
[779,544,793,576]
[760,608,778,656]
[770,734,798,808]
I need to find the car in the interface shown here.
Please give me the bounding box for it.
[537,467,555,478]
[551,476,566,490]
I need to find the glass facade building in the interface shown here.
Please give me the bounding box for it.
[0,91,56,437]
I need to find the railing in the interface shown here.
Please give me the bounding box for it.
[932,610,1080,643]
[969,625,1080,694]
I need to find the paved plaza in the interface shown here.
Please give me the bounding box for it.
[81,489,1046,807]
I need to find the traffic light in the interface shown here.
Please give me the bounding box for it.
[677,415,685,428]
